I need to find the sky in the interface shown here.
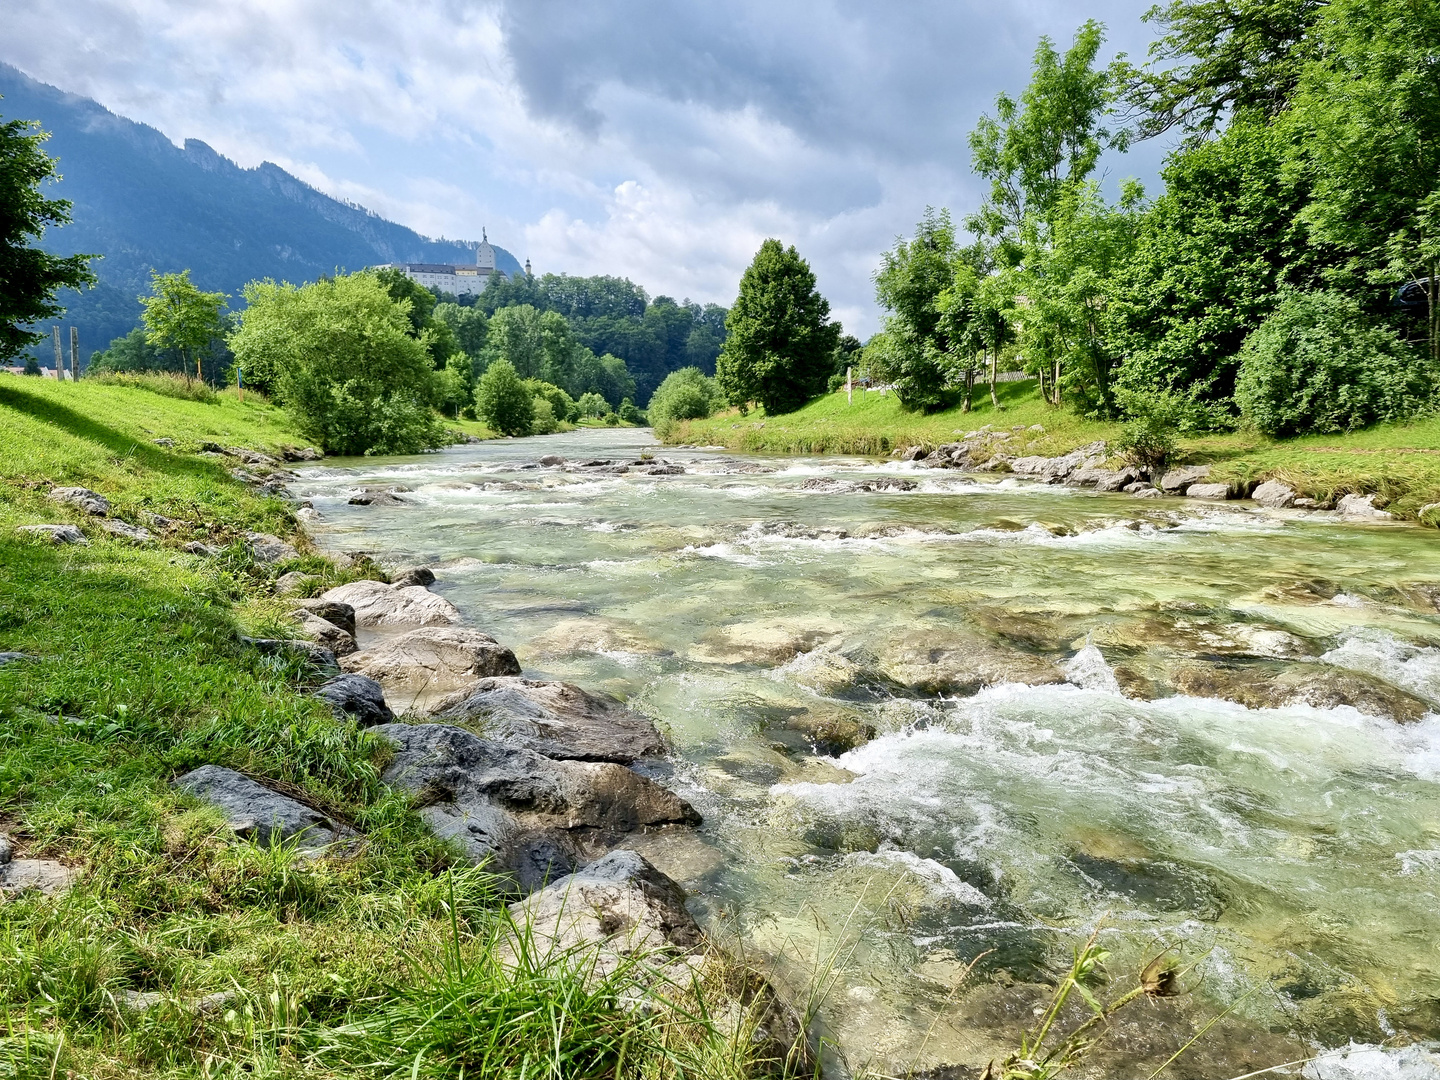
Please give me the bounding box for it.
[0,0,1173,336]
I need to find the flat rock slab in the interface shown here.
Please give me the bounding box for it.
[0,859,80,898]
[246,532,299,563]
[374,724,697,890]
[430,676,665,763]
[101,519,153,542]
[49,487,110,515]
[16,524,87,544]
[320,579,460,628]
[342,626,520,713]
[173,765,351,848]
[315,673,394,727]
[881,631,1065,696]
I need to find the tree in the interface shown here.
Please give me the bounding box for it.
[139,270,229,383]
[1290,0,1440,363]
[229,273,443,455]
[716,239,840,415]
[0,108,96,362]
[576,391,608,418]
[474,359,534,436]
[434,302,488,359]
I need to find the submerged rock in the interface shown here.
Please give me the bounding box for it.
[173,765,352,848]
[314,673,393,727]
[48,486,110,515]
[432,676,665,763]
[340,626,521,710]
[880,631,1065,695]
[690,616,844,666]
[1168,661,1431,722]
[319,579,460,628]
[526,617,669,658]
[374,723,697,890]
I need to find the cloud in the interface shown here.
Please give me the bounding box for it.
[0,0,1162,334]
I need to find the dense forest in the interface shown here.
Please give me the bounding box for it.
[867,0,1439,440]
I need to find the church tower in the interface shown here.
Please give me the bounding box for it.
[476,228,496,272]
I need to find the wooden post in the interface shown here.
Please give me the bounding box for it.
[846,365,853,405]
[52,326,63,380]
[238,366,244,403]
[69,327,79,381]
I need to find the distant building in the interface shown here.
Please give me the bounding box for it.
[381,230,501,296]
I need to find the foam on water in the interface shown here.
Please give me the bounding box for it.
[1322,628,1440,703]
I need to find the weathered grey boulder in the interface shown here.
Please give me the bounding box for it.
[281,446,324,462]
[1251,480,1297,509]
[431,676,665,763]
[314,673,394,727]
[1159,465,1211,494]
[294,599,356,637]
[1337,493,1394,520]
[16,524,87,544]
[508,850,703,979]
[291,609,357,656]
[274,571,318,596]
[539,454,566,467]
[1132,487,1163,498]
[243,636,338,669]
[0,859,80,898]
[390,566,435,588]
[1186,482,1231,500]
[173,765,351,847]
[319,579,459,628]
[227,448,279,466]
[1069,465,1141,492]
[880,632,1065,696]
[1009,441,1108,482]
[183,540,218,556]
[245,532,300,563]
[100,519,153,543]
[373,724,698,890]
[49,487,109,515]
[341,626,521,711]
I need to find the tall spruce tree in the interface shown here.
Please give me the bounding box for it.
[716,239,839,415]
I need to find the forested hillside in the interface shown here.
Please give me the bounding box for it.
[0,63,522,360]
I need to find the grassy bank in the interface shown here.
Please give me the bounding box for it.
[666,380,1440,522]
[0,375,783,1079]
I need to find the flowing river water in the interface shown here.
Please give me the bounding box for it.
[293,428,1440,1078]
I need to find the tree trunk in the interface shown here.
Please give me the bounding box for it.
[988,348,999,408]
[1430,264,1438,365]
[1036,363,1046,402]
[1052,359,1062,406]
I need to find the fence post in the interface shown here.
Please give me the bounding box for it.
[846,365,852,405]
[52,326,63,380]
[70,327,79,381]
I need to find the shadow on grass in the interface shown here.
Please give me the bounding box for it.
[0,382,236,485]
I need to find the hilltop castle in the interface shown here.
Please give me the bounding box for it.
[383,229,517,296]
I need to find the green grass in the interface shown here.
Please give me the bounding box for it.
[667,380,1440,522]
[0,374,793,1079]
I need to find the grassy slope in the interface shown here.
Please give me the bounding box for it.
[0,376,772,1079]
[667,380,1440,521]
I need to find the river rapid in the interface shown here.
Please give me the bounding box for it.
[294,428,1440,1078]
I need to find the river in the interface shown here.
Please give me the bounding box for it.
[293,427,1440,1078]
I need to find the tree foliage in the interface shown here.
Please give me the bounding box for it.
[0,107,95,361]
[474,359,534,436]
[139,270,228,383]
[716,239,840,415]
[647,366,721,436]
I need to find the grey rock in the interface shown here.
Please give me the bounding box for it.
[144,512,175,529]
[183,540,218,557]
[539,454,566,466]
[1186,482,1232,500]
[349,490,406,506]
[432,676,665,763]
[152,437,175,448]
[243,637,338,669]
[281,446,324,462]
[49,486,110,515]
[373,723,698,889]
[294,599,356,637]
[1131,486,1164,498]
[1159,465,1211,494]
[0,833,10,863]
[1293,497,1328,510]
[0,859,79,897]
[227,448,279,466]
[315,673,394,727]
[100,519,153,543]
[16,524,87,544]
[174,766,350,847]
[0,652,32,667]
[1251,480,1297,509]
[274,571,318,596]
[1069,465,1141,491]
[880,632,1065,696]
[292,610,357,656]
[643,464,685,475]
[1008,441,1108,482]
[341,626,521,711]
[319,579,460,628]
[245,532,300,564]
[900,445,928,462]
[390,566,435,588]
[1337,493,1394,520]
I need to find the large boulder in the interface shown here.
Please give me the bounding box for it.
[319,579,460,628]
[431,676,665,763]
[315,673,394,727]
[243,636,337,669]
[1186,483,1231,500]
[1251,480,1297,509]
[173,765,352,847]
[294,599,357,638]
[1069,465,1141,492]
[49,487,109,515]
[1337,493,1394,520]
[1159,465,1211,494]
[880,631,1065,695]
[373,724,698,890]
[341,626,521,712]
[292,609,357,656]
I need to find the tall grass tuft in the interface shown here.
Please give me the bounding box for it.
[88,371,219,403]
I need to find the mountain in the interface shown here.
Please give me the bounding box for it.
[0,63,524,360]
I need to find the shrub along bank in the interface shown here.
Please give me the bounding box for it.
[0,375,788,1079]
[664,380,1440,522]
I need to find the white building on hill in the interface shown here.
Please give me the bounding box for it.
[382,230,504,296]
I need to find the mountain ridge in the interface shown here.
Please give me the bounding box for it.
[0,62,523,359]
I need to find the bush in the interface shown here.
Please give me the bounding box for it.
[647,367,718,435]
[604,411,620,426]
[618,397,643,424]
[1235,291,1431,437]
[229,274,445,455]
[530,397,558,434]
[474,359,534,436]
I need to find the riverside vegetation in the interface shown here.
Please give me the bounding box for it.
[0,376,806,1079]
